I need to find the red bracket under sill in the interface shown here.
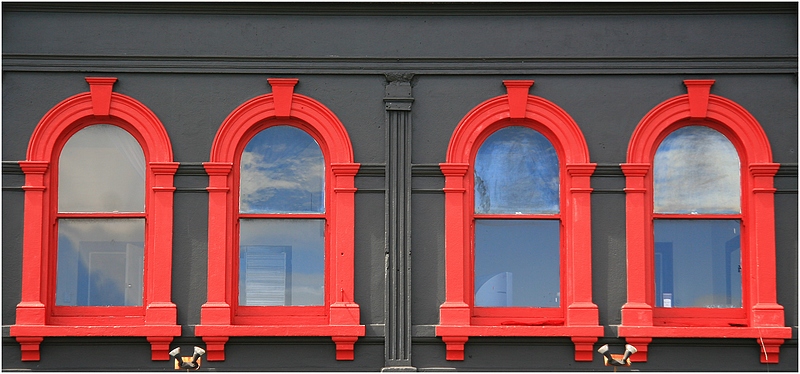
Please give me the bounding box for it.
[194,324,365,361]
[436,325,604,361]
[10,324,181,361]
[617,325,792,364]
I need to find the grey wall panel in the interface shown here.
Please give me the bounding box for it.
[590,193,628,329]
[355,191,387,331]
[710,75,799,164]
[1,73,89,160]
[3,11,796,58]
[171,186,210,332]
[1,189,24,326]
[411,76,507,164]
[774,193,798,330]
[410,192,446,328]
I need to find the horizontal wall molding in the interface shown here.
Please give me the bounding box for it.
[5,161,797,179]
[4,3,796,16]
[3,54,797,75]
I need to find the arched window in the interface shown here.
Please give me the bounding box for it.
[473,127,561,308]
[195,78,364,361]
[238,126,326,308]
[653,126,742,310]
[618,80,791,364]
[56,125,146,308]
[436,80,602,362]
[11,78,180,361]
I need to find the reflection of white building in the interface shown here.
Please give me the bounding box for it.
[240,246,292,306]
[475,272,512,307]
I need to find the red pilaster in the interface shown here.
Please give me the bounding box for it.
[16,162,50,326]
[200,162,234,326]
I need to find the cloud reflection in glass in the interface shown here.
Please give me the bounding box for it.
[653,126,740,214]
[58,124,145,213]
[474,126,559,214]
[56,124,146,306]
[240,126,325,214]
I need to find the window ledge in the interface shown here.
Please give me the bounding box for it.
[194,323,365,361]
[436,324,603,361]
[616,325,792,363]
[10,324,181,361]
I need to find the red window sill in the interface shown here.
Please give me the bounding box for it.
[10,324,181,361]
[616,325,792,364]
[436,324,603,361]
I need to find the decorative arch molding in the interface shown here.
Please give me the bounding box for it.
[445,81,591,165]
[436,80,602,362]
[626,80,773,165]
[11,77,181,362]
[618,79,791,364]
[26,78,175,163]
[195,78,364,361]
[208,79,355,164]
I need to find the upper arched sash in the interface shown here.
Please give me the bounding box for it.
[209,79,355,164]
[627,80,773,164]
[27,78,174,163]
[445,81,590,165]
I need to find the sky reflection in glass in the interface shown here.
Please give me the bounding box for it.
[474,219,560,307]
[240,126,325,214]
[56,218,144,306]
[239,219,325,306]
[653,126,740,214]
[58,125,145,213]
[474,126,559,214]
[654,219,741,308]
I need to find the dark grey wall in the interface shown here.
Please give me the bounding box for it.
[2,3,797,371]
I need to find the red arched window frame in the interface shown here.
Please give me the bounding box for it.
[195,78,364,361]
[10,77,181,361]
[618,80,791,364]
[436,81,602,362]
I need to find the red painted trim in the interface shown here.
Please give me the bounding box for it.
[11,77,180,361]
[85,77,117,116]
[436,80,601,362]
[652,213,742,220]
[473,214,561,220]
[619,80,790,363]
[238,213,326,219]
[196,78,364,361]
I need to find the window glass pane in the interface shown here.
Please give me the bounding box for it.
[56,219,144,306]
[474,219,560,307]
[239,219,325,306]
[58,125,145,213]
[240,126,325,214]
[475,126,559,214]
[654,126,740,214]
[654,219,741,308]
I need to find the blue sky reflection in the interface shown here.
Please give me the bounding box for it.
[239,219,325,306]
[474,126,559,214]
[474,219,560,307]
[240,126,325,213]
[56,219,144,306]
